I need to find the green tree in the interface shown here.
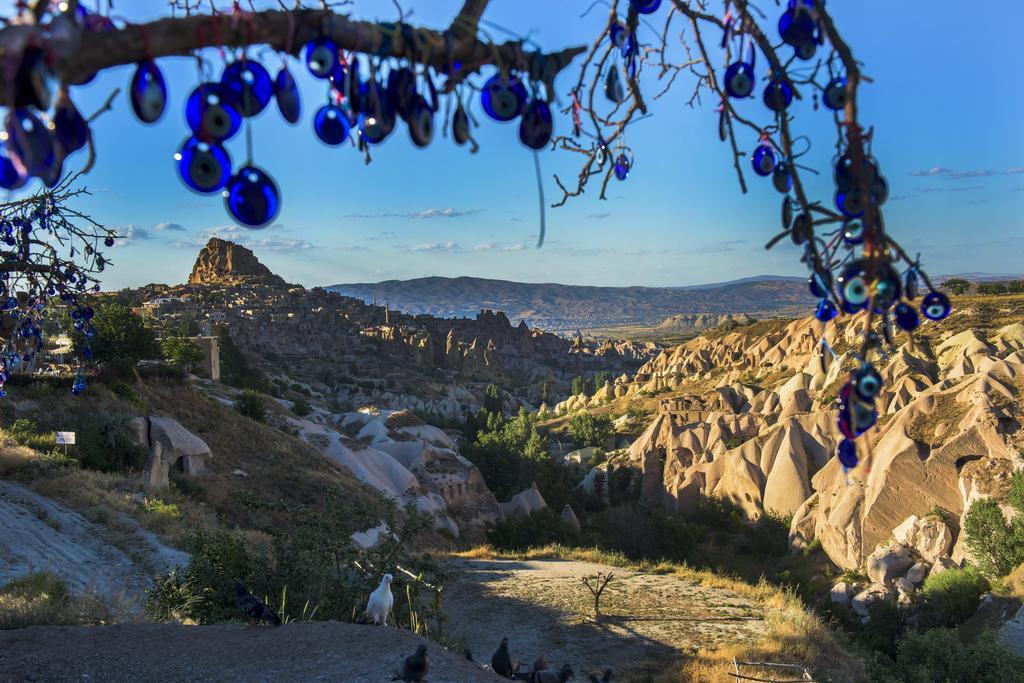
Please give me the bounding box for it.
[291,398,311,417]
[215,326,267,390]
[570,375,590,397]
[568,412,614,447]
[235,389,266,422]
[483,383,502,415]
[75,301,158,363]
[940,278,970,295]
[160,336,203,372]
[963,498,1024,578]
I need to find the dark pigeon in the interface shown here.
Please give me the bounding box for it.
[465,648,474,662]
[531,664,574,683]
[491,637,514,678]
[233,581,281,626]
[392,644,429,682]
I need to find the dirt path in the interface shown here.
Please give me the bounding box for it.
[0,622,493,682]
[444,557,765,679]
[0,480,188,612]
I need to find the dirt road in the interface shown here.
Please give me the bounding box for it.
[0,622,492,682]
[444,557,765,679]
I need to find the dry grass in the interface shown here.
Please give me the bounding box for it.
[454,545,864,683]
[0,439,39,476]
[0,572,132,630]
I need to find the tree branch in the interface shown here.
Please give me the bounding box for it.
[0,8,583,107]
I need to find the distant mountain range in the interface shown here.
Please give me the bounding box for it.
[327,275,815,331]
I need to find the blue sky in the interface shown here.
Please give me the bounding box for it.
[6,0,1023,289]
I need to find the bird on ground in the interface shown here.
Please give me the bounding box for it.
[588,668,613,683]
[465,649,474,662]
[530,664,574,683]
[391,644,429,682]
[491,637,514,678]
[233,581,281,626]
[364,573,394,626]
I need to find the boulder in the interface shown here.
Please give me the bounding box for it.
[905,562,930,586]
[929,556,958,577]
[830,581,852,607]
[561,504,581,532]
[892,514,953,564]
[866,543,915,587]
[142,417,212,489]
[851,584,893,618]
[500,483,547,518]
[1000,605,1024,658]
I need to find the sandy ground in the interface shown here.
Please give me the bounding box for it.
[444,558,765,679]
[0,622,493,682]
[0,480,188,612]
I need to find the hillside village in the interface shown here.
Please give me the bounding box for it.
[121,238,659,421]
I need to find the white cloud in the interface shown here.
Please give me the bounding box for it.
[153,221,186,232]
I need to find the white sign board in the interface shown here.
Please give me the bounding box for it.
[55,432,76,445]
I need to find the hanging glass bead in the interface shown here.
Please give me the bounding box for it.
[274,66,301,124]
[921,291,952,321]
[313,104,350,146]
[893,302,919,332]
[305,38,339,79]
[222,59,273,117]
[224,166,280,228]
[129,61,167,124]
[723,61,755,99]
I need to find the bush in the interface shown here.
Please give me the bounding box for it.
[0,572,73,629]
[869,628,1024,682]
[568,413,613,448]
[75,414,148,473]
[291,398,311,417]
[918,566,989,628]
[963,499,1024,578]
[6,418,56,451]
[487,508,579,551]
[235,389,266,422]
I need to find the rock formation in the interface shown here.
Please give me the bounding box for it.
[621,312,1024,574]
[188,238,285,286]
[133,416,213,489]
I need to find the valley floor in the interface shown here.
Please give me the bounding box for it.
[444,557,765,679]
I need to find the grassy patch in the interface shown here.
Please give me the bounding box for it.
[0,572,129,629]
[453,544,864,682]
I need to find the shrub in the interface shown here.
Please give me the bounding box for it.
[75,414,148,473]
[291,398,311,417]
[963,499,1024,578]
[6,418,55,451]
[568,412,613,448]
[918,565,989,628]
[235,389,266,422]
[869,628,1024,682]
[0,572,73,629]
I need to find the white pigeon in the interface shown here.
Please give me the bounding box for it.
[365,573,394,626]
